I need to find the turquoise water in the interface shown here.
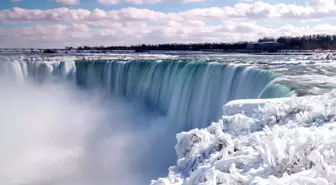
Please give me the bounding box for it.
[0,59,293,129]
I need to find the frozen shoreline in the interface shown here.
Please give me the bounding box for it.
[223,97,293,116]
[151,91,336,185]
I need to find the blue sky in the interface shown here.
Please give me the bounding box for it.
[1,0,302,12]
[2,0,212,11]
[0,0,335,48]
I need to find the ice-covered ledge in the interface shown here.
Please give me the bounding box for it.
[223,97,292,116]
[152,91,336,185]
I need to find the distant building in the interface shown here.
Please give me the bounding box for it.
[247,41,282,52]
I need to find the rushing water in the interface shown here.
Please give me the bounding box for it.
[0,58,293,129]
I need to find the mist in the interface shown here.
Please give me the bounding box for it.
[0,80,177,185]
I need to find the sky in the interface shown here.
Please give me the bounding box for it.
[1,0,336,48]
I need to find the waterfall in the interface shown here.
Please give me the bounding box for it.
[0,59,293,129]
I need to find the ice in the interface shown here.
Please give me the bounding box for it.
[223,98,292,116]
[152,90,336,185]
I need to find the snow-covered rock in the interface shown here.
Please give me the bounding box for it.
[151,90,336,185]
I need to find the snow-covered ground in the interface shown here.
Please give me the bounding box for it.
[152,90,336,185]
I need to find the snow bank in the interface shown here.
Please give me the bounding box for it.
[223,98,292,116]
[151,90,336,185]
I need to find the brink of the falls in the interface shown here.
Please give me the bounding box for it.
[0,59,293,130]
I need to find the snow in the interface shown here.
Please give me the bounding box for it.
[223,98,292,116]
[151,90,336,185]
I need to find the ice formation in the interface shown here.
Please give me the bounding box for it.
[151,90,336,185]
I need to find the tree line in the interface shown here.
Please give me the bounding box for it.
[62,34,336,52]
[73,42,248,52]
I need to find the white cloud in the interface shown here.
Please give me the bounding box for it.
[0,24,91,48]
[2,20,336,48]
[2,2,336,25]
[0,7,91,23]
[98,0,202,5]
[10,0,80,5]
[307,0,335,9]
[2,1,336,48]
[55,0,80,5]
[239,0,255,2]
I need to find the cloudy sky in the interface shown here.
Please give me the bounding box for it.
[1,0,336,48]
